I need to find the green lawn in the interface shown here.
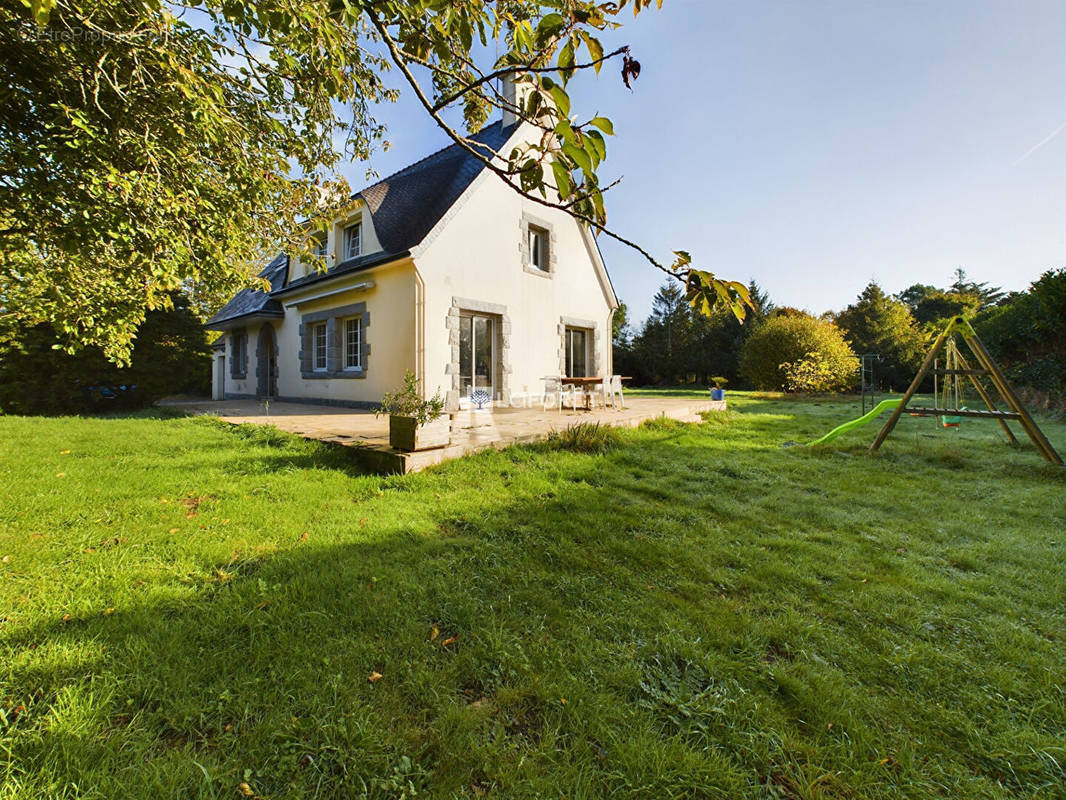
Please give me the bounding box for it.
[1,394,1064,799]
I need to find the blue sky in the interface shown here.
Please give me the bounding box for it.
[339,0,1066,324]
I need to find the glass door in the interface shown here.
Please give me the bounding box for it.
[565,327,588,377]
[459,314,495,401]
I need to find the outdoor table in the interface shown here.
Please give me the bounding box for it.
[562,377,601,411]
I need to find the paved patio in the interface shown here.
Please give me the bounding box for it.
[160,395,726,473]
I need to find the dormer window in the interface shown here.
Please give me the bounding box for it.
[344,221,362,261]
[528,225,549,272]
[310,234,327,258]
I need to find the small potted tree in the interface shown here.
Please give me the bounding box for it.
[710,376,728,402]
[377,371,449,451]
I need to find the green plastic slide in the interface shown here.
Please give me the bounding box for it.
[808,398,903,446]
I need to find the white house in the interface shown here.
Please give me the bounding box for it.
[206,114,618,411]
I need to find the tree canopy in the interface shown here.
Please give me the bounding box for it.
[2,0,750,364]
[975,268,1066,406]
[835,282,928,391]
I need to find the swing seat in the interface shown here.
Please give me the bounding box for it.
[939,406,965,427]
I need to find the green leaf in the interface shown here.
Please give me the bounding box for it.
[557,41,575,83]
[535,13,565,49]
[589,116,614,136]
[563,141,592,174]
[581,32,604,73]
[513,20,533,53]
[548,85,570,118]
[553,120,576,148]
[586,129,606,164]
[551,159,572,199]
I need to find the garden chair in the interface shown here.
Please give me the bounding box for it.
[605,375,625,409]
[541,376,575,411]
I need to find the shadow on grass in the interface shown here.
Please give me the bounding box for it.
[4,410,1065,798]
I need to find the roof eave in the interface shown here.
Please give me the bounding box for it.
[204,308,285,330]
[271,250,410,298]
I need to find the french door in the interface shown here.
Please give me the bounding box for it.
[459,313,495,400]
[565,327,589,377]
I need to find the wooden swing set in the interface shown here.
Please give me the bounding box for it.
[869,316,1063,466]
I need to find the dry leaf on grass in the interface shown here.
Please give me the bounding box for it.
[368,671,383,683]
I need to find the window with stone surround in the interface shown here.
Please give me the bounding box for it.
[312,323,327,372]
[230,330,248,378]
[299,302,370,379]
[519,212,556,276]
[528,225,549,271]
[343,316,362,370]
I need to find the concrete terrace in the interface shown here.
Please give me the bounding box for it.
[160,395,727,474]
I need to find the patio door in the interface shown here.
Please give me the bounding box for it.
[565,327,589,377]
[459,313,495,401]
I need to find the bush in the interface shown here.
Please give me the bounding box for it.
[739,313,856,392]
[544,422,621,454]
[0,295,211,415]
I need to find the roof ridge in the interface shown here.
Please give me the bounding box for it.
[351,120,504,200]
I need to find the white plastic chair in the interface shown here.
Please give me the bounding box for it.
[605,375,625,409]
[542,376,574,411]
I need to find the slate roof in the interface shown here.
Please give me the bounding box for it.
[360,120,510,253]
[205,254,287,328]
[207,121,513,327]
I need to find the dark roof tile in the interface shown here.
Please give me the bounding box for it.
[205,254,287,327]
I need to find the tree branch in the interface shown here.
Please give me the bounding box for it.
[366,10,678,282]
[430,46,630,113]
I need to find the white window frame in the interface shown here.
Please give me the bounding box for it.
[343,316,362,371]
[344,221,362,261]
[312,322,327,372]
[310,233,327,258]
[528,225,549,272]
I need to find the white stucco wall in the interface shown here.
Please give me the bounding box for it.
[414,143,617,409]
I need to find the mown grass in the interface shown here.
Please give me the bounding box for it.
[1,395,1064,799]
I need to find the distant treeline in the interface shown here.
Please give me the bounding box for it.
[615,268,1065,410]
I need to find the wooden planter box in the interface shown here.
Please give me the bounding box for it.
[389,415,451,452]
